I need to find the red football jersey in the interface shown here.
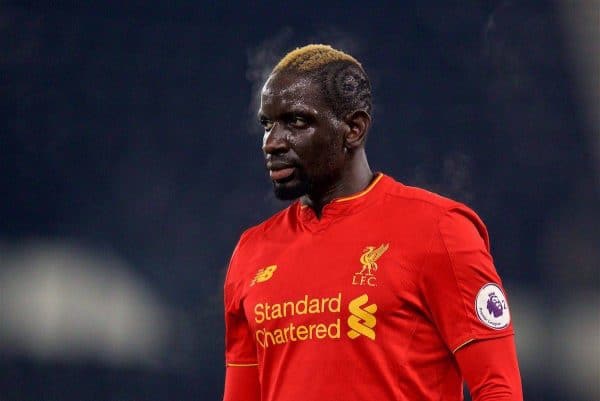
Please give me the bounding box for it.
[224,174,514,401]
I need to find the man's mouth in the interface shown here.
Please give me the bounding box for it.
[269,167,295,182]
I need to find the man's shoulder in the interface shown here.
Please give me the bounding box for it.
[226,206,294,283]
[379,177,489,252]
[236,203,295,246]
[382,175,464,214]
[382,175,487,240]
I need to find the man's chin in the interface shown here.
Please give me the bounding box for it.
[272,180,308,200]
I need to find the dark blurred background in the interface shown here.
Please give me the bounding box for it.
[1,1,598,400]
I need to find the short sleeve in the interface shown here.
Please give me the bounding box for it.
[420,207,514,353]
[224,238,258,366]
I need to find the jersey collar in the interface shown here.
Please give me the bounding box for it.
[295,173,388,227]
[331,173,385,204]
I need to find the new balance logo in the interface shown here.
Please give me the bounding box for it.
[347,294,377,340]
[250,265,277,286]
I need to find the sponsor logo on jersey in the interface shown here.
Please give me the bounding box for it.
[253,293,342,348]
[347,294,377,340]
[475,283,511,329]
[250,265,277,286]
[352,243,389,287]
[252,293,378,348]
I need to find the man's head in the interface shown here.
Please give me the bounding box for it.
[272,44,372,120]
[259,44,372,201]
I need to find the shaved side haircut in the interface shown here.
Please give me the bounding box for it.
[272,44,372,120]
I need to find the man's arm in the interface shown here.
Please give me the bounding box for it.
[223,365,260,401]
[455,336,523,401]
[420,207,523,399]
[223,231,261,401]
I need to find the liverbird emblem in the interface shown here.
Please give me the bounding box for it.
[358,243,390,276]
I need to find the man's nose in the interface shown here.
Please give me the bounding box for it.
[262,123,289,154]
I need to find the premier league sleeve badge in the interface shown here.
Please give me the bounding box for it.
[475,283,511,329]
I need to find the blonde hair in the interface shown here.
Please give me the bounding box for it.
[273,44,363,73]
[270,44,372,118]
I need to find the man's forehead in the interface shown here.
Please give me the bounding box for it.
[261,73,320,100]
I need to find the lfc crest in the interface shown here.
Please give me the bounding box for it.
[352,244,389,287]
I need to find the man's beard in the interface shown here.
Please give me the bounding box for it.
[272,165,342,202]
[272,177,310,200]
[272,168,312,200]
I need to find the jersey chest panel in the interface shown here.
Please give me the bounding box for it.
[239,211,439,366]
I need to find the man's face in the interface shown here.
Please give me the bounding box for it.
[258,72,346,200]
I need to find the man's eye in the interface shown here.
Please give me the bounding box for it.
[260,119,274,130]
[290,116,308,128]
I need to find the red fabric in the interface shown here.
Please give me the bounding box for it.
[224,174,520,401]
[224,239,260,366]
[455,336,523,401]
[223,366,260,401]
[420,207,514,352]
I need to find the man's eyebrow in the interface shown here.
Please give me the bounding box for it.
[280,111,311,120]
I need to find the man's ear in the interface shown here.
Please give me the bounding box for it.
[343,110,371,149]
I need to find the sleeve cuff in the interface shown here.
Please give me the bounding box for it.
[226,362,259,367]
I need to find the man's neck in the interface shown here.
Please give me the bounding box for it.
[302,154,373,218]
